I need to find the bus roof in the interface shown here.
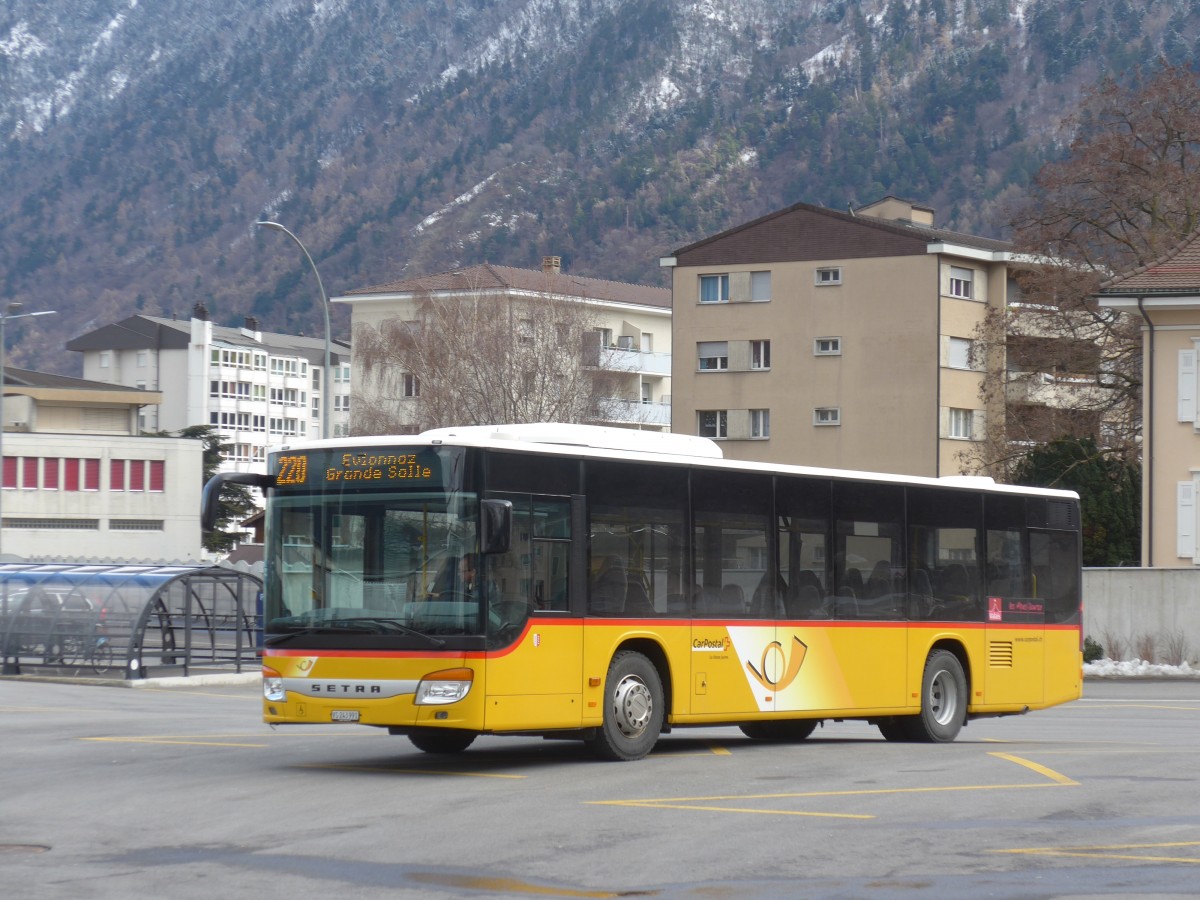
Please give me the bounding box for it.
[279,423,1079,500]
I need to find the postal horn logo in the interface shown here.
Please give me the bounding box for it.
[745,635,808,691]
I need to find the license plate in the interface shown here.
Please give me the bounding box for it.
[331,710,360,723]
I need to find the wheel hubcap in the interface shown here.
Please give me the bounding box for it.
[612,675,653,738]
[928,669,958,726]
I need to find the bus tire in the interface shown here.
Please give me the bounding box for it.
[740,719,819,742]
[907,649,967,743]
[875,717,912,742]
[588,651,664,761]
[408,729,477,755]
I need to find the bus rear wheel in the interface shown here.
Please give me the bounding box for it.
[908,649,967,742]
[408,729,477,755]
[740,720,819,742]
[588,651,664,761]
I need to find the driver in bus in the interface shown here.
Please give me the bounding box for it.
[430,554,483,600]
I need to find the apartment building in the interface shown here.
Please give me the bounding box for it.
[664,197,1017,476]
[0,367,202,560]
[337,259,672,432]
[67,307,351,474]
[1098,231,1200,566]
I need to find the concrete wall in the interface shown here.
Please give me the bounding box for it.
[1083,568,1200,664]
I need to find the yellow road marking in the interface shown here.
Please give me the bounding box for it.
[987,751,1078,785]
[296,763,525,780]
[995,841,1200,865]
[85,736,268,748]
[591,750,1076,818]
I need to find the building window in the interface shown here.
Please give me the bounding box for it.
[700,274,730,303]
[815,267,842,286]
[948,407,974,439]
[111,519,165,532]
[402,374,420,397]
[99,351,111,368]
[751,271,772,302]
[44,458,60,491]
[641,332,653,352]
[697,341,729,371]
[334,395,351,412]
[129,459,145,492]
[950,266,974,299]
[518,319,535,344]
[136,350,148,368]
[947,336,974,369]
[698,410,728,438]
[751,409,770,439]
[814,337,842,356]
[814,407,841,426]
[751,340,771,370]
[595,327,613,347]
[110,460,126,491]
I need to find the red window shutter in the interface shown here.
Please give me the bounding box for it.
[84,459,100,490]
[110,459,126,491]
[64,458,80,491]
[22,457,38,488]
[149,460,165,492]
[44,458,59,490]
[129,459,145,491]
[2,457,15,489]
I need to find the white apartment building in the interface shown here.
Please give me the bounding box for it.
[338,259,672,432]
[0,367,203,560]
[67,307,351,474]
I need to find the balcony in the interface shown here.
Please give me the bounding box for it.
[595,398,671,427]
[1006,371,1106,408]
[593,347,672,376]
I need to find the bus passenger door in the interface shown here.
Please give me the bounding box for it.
[482,494,583,730]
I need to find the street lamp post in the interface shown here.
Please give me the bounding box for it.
[0,303,57,558]
[255,222,332,439]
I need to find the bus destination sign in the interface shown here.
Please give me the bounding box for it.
[274,448,441,488]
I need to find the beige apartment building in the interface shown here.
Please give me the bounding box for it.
[663,197,1016,477]
[1098,232,1200,567]
[337,259,672,432]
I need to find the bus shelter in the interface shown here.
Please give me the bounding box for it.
[0,563,262,679]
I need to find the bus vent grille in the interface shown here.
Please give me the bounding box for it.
[989,641,1014,668]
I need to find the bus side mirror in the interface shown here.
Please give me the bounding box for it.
[201,472,276,533]
[480,499,512,555]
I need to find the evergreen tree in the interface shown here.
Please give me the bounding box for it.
[1012,436,1140,567]
[177,425,258,554]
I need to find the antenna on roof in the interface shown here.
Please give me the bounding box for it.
[848,203,856,217]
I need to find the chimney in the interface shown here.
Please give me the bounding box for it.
[542,255,561,275]
[192,301,209,321]
[245,315,260,332]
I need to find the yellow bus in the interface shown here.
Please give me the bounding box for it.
[204,423,1082,761]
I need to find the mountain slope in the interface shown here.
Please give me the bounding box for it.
[1,0,1193,370]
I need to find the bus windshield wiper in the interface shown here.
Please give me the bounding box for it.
[265,618,444,647]
[337,617,446,647]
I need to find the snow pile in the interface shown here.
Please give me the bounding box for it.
[1084,659,1200,678]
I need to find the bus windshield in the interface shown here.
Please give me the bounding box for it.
[266,489,484,640]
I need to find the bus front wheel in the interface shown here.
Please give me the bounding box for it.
[408,729,477,755]
[588,651,664,761]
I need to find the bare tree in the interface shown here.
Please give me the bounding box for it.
[351,270,623,433]
[968,64,1200,476]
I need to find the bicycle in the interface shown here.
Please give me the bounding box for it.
[61,628,113,674]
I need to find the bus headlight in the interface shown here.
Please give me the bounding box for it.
[414,668,474,705]
[263,666,286,702]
